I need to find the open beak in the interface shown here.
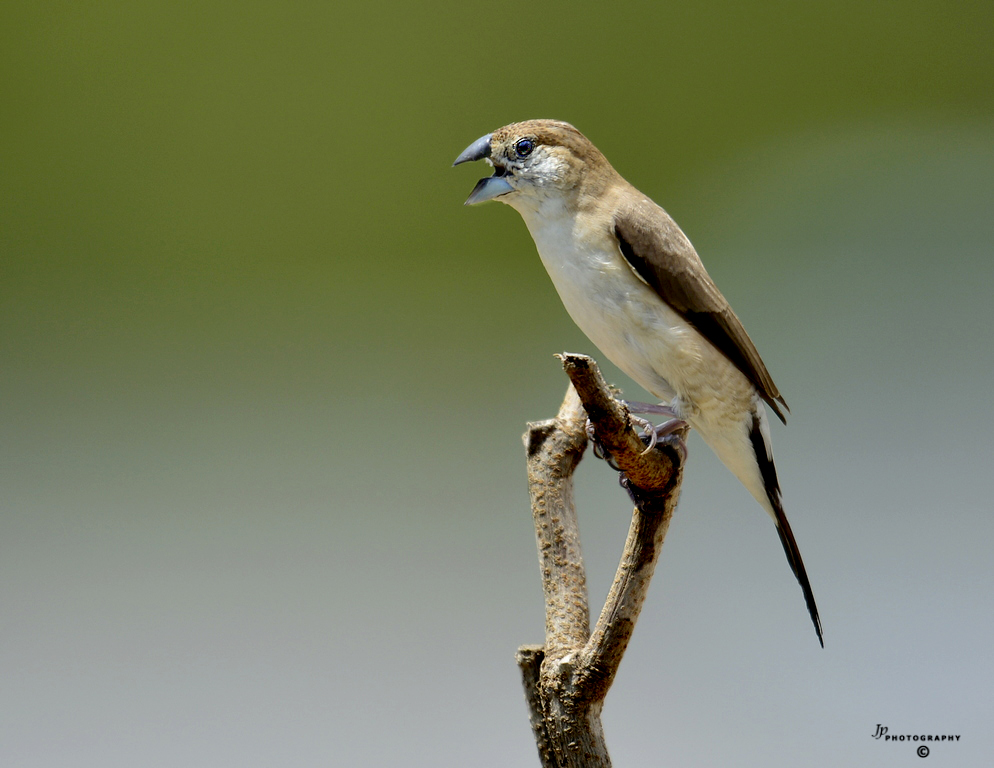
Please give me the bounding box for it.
[453,133,514,205]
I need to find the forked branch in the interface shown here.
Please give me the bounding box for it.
[518,354,685,768]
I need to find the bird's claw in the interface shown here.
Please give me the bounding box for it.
[646,418,690,462]
[586,418,621,469]
[626,415,658,455]
[650,429,689,465]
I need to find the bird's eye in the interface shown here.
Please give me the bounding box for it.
[515,138,534,158]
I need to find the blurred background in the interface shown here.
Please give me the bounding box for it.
[2,1,992,765]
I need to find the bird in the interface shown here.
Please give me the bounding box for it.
[454,119,823,646]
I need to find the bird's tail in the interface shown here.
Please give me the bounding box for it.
[698,407,824,647]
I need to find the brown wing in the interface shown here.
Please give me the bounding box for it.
[613,198,788,423]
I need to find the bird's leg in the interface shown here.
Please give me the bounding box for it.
[618,400,679,418]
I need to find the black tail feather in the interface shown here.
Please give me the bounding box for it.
[749,412,824,647]
[771,504,824,647]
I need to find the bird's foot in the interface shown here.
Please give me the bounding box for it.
[627,414,659,454]
[585,410,689,464]
[586,419,621,470]
[616,400,688,459]
[642,418,690,464]
[620,417,689,504]
[586,404,689,503]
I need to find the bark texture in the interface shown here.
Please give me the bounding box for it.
[518,354,685,767]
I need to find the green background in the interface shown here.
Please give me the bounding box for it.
[2,1,992,765]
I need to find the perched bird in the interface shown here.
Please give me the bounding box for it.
[454,119,822,646]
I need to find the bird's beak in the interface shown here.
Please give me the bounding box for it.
[453,134,492,166]
[453,133,514,205]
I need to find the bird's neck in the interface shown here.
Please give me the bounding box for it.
[510,172,625,230]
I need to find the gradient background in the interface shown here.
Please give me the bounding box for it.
[2,1,993,766]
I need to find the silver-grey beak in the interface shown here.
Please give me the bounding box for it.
[452,133,492,166]
[463,175,514,205]
[454,132,514,205]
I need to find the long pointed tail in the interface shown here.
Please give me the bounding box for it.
[747,410,824,647]
[769,496,824,647]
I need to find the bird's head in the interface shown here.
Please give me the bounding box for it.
[453,119,615,212]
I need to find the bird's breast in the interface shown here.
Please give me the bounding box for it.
[522,209,753,420]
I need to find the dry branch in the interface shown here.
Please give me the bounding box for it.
[518,353,685,768]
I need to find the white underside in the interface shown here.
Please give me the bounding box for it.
[512,196,777,519]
